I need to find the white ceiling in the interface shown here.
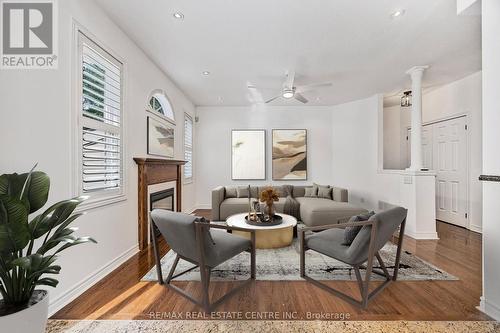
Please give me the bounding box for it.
[94,0,481,107]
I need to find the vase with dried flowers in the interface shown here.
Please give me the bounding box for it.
[259,187,279,218]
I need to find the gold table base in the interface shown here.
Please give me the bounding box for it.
[233,226,294,249]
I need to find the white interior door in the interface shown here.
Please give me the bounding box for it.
[433,117,468,227]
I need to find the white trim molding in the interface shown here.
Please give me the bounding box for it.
[469,223,483,234]
[48,245,138,316]
[404,230,439,240]
[480,296,500,321]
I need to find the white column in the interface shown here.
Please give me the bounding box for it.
[406,65,428,171]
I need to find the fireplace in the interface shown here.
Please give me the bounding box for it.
[150,188,175,237]
[133,158,186,250]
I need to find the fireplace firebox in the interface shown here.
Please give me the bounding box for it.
[150,188,175,237]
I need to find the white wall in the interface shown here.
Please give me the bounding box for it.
[332,96,401,211]
[481,0,500,321]
[194,105,333,207]
[383,105,402,169]
[0,0,195,314]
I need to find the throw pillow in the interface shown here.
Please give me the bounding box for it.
[342,211,375,246]
[194,216,216,245]
[225,186,237,198]
[236,186,250,198]
[317,186,332,199]
[304,185,318,197]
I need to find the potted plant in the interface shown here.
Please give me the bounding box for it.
[0,166,96,333]
[259,187,279,217]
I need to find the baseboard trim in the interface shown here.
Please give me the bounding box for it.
[405,230,439,240]
[48,244,139,316]
[480,296,500,321]
[469,224,483,234]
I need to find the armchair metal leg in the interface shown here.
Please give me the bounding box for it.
[250,232,256,279]
[151,219,164,285]
[375,252,391,280]
[353,266,364,295]
[166,254,180,283]
[199,265,211,312]
[299,231,305,278]
[393,218,406,281]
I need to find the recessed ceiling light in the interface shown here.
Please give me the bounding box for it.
[390,9,405,18]
[173,12,184,20]
[202,71,210,76]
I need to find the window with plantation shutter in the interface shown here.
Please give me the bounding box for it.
[77,32,124,200]
[184,113,193,182]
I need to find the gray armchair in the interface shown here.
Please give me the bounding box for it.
[150,209,256,312]
[299,206,407,308]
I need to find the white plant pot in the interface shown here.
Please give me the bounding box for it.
[0,290,49,333]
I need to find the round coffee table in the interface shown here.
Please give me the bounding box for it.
[226,213,297,249]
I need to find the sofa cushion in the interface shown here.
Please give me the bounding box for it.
[250,186,259,199]
[237,186,250,198]
[305,228,353,264]
[273,186,285,197]
[225,186,237,198]
[293,185,306,197]
[220,198,256,220]
[207,230,252,268]
[296,197,368,227]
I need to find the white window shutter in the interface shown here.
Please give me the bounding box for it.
[79,33,123,194]
[184,114,193,181]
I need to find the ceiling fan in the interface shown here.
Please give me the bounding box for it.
[247,70,332,104]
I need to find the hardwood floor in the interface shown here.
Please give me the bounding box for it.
[53,210,490,321]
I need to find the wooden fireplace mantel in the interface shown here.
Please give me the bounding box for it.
[133,158,186,250]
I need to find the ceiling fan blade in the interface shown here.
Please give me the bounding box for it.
[296,82,332,93]
[265,95,282,103]
[248,84,281,92]
[294,93,308,104]
[284,70,295,89]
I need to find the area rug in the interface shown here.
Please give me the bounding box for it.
[46,320,500,333]
[141,240,457,282]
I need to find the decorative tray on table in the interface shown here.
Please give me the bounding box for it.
[245,213,283,226]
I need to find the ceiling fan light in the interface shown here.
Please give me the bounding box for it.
[282,89,294,99]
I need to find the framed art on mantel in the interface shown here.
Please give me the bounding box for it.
[147,117,175,158]
[231,129,266,180]
[272,129,307,180]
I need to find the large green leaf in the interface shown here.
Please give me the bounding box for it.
[0,196,30,252]
[29,197,84,239]
[54,236,97,254]
[0,170,49,214]
[25,171,49,214]
[35,277,58,288]
[11,254,61,280]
